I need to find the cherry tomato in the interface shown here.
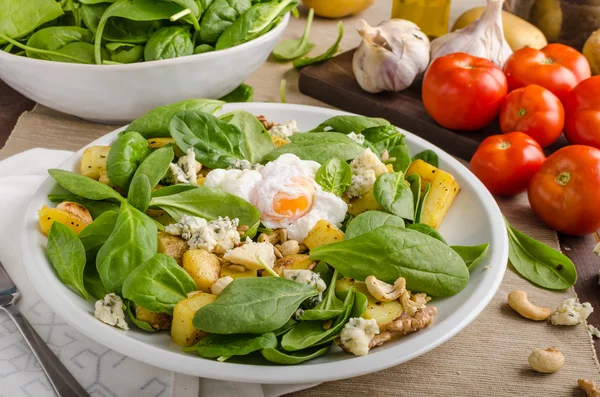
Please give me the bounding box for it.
[563,76,600,149]
[499,85,564,148]
[528,145,600,235]
[422,52,508,131]
[503,44,591,101]
[470,132,546,196]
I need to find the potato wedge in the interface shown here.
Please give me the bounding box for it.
[304,220,344,250]
[171,292,216,346]
[347,189,382,217]
[157,231,188,266]
[80,146,110,180]
[221,264,258,279]
[135,304,172,330]
[272,254,316,276]
[183,250,221,292]
[38,205,91,235]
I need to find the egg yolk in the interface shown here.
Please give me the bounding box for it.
[272,178,315,220]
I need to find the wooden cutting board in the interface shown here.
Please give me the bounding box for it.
[298,49,568,161]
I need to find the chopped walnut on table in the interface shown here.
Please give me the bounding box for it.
[256,115,280,130]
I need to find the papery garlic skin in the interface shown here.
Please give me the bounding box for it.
[430,0,512,67]
[353,19,430,94]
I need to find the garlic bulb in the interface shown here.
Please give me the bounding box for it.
[353,19,430,94]
[430,0,512,67]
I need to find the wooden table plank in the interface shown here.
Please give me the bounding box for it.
[0,79,35,149]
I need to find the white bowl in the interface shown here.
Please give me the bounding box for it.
[22,103,508,384]
[0,15,289,124]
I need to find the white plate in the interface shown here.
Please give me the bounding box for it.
[21,103,508,384]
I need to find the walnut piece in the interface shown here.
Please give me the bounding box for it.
[399,290,431,317]
[256,115,280,130]
[386,307,437,335]
[580,379,600,397]
[369,331,392,348]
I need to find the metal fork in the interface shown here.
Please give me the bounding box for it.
[0,260,90,397]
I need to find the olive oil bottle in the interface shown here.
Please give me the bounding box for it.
[391,0,452,39]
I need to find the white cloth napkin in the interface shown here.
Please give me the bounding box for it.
[0,149,317,397]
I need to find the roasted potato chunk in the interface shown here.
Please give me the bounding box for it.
[147,137,185,157]
[135,304,172,330]
[80,146,110,180]
[157,231,188,266]
[183,250,221,292]
[304,220,345,250]
[347,189,382,217]
[272,136,288,148]
[220,264,258,279]
[38,205,91,235]
[272,254,316,276]
[171,292,216,346]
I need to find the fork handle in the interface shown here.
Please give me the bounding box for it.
[1,304,90,397]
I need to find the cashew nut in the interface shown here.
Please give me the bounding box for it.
[365,276,406,302]
[210,276,233,296]
[579,379,600,397]
[258,230,282,244]
[56,201,93,224]
[528,347,564,374]
[507,290,553,321]
[279,240,300,256]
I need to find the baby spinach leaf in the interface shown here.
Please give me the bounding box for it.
[48,169,126,202]
[310,226,470,296]
[361,125,404,154]
[47,194,120,219]
[193,277,318,334]
[1,32,101,64]
[78,210,119,261]
[263,132,364,164]
[293,21,343,69]
[81,3,108,34]
[184,332,277,359]
[301,270,344,321]
[126,98,224,138]
[388,143,412,174]
[25,26,93,58]
[193,44,215,54]
[169,109,247,168]
[344,210,405,240]
[313,262,333,286]
[352,291,368,317]
[150,184,199,198]
[412,150,439,168]
[261,345,330,365]
[228,110,274,164]
[315,157,351,196]
[406,223,446,244]
[199,0,251,45]
[273,319,297,336]
[125,300,158,332]
[0,0,64,43]
[107,42,144,63]
[122,254,196,315]
[506,221,576,290]
[452,243,489,271]
[406,173,421,218]
[373,172,414,221]
[96,202,157,294]
[219,83,254,102]
[272,7,314,61]
[106,131,152,190]
[83,266,109,301]
[46,222,88,299]
[310,115,390,134]
[415,183,430,224]
[128,145,174,212]
[144,25,193,61]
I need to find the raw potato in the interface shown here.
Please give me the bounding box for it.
[406,159,460,230]
[347,189,382,217]
[135,304,172,330]
[452,7,547,50]
[38,205,91,235]
[272,254,316,276]
[530,0,563,42]
[335,277,403,330]
[157,231,189,266]
[147,209,175,226]
[304,220,345,250]
[183,250,221,292]
[80,146,110,180]
[221,264,258,279]
[171,292,216,346]
[584,29,600,75]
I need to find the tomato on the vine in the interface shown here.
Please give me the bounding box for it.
[470,132,546,196]
[528,145,600,235]
[499,84,564,148]
[563,76,600,149]
[422,52,507,131]
[503,44,591,100]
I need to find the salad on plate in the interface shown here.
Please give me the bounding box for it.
[37,99,488,364]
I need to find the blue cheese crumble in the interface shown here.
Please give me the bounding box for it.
[551,298,593,326]
[283,269,327,292]
[163,148,201,185]
[347,132,366,145]
[165,215,240,253]
[346,148,388,198]
[340,317,380,356]
[94,293,129,330]
[268,120,300,140]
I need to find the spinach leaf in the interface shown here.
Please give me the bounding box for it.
[184,332,277,359]
[107,42,144,63]
[452,243,489,271]
[106,131,152,190]
[0,0,64,43]
[96,202,157,294]
[261,345,330,365]
[263,132,364,164]
[25,26,93,59]
[272,7,314,61]
[388,143,412,174]
[313,262,333,286]
[199,0,251,45]
[373,172,414,221]
[81,3,108,34]
[310,226,470,296]
[412,150,439,168]
[150,184,199,198]
[144,26,193,61]
[219,83,254,102]
[310,115,390,134]
[228,110,274,164]
[361,125,404,154]
[48,169,125,202]
[344,210,405,240]
[193,277,317,334]
[78,210,119,261]
[128,145,174,212]
[169,109,247,168]
[273,319,297,336]
[126,98,224,138]
[0,32,101,64]
[122,254,196,315]
[506,221,576,290]
[406,223,446,244]
[301,270,344,321]
[125,300,158,332]
[46,222,88,299]
[293,21,343,69]
[193,44,215,54]
[415,183,430,224]
[47,194,120,219]
[83,266,109,300]
[315,157,351,196]
[406,173,421,218]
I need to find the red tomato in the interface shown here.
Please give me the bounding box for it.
[422,52,508,131]
[503,44,591,101]
[499,85,564,148]
[528,145,600,235]
[563,76,600,149]
[470,132,546,196]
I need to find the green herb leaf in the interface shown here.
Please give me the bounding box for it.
[293,21,343,69]
[315,157,351,196]
[184,332,277,358]
[48,169,125,202]
[373,172,414,221]
[310,115,390,134]
[128,144,174,211]
[272,7,314,61]
[263,132,364,164]
[412,150,439,168]
[219,83,254,102]
[261,345,330,365]
[106,131,152,190]
[46,222,88,299]
[228,110,274,164]
[344,210,405,239]
[452,243,490,271]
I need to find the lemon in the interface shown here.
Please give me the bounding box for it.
[584,29,600,76]
[302,0,375,18]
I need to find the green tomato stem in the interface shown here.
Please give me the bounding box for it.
[171,8,192,22]
[280,79,287,104]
